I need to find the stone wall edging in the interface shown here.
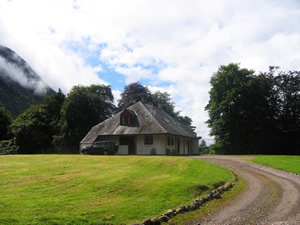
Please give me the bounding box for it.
[133,174,239,225]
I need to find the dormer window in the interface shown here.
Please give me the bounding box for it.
[121,116,131,125]
[122,116,126,125]
[120,109,136,126]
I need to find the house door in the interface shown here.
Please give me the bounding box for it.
[120,136,136,155]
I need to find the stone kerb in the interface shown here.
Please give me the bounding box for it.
[133,178,237,225]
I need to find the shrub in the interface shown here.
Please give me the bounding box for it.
[0,139,19,155]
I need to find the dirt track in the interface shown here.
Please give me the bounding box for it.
[189,156,300,225]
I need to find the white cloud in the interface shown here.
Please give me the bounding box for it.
[112,89,121,106]
[0,0,300,144]
[0,55,48,95]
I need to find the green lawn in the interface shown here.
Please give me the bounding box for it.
[0,155,234,225]
[251,155,300,175]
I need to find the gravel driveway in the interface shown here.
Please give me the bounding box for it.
[188,156,300,225]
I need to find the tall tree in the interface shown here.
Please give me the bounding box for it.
[45,89,65,134]
[118,83,196,132]
[57,85,116,151]
[0,106,12,140]
[206,64,300,155]
[9,90,65,154]
[152,90,195,130]
[199,139,209,154]
[152,91,176,117]
[176,115,195,131]
[260,67,300,154]
[118,82,153,111]
[10,105,52,154]
[205,63,268,154]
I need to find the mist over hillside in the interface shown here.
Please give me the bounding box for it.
[0,45,55,117]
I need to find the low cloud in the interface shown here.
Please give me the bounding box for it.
[0,55,48,95]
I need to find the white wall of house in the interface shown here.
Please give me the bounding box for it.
[136,135,166,155]
[174,136,198,155]
[166,135,175,153]
[135,135,196,155]
[116,145,128,155]
[134,134,197,155]
[191,138,200,155]
[81,134,199,155]
[174,136,184,155]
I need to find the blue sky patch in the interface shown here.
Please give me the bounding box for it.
[64,39,173,92]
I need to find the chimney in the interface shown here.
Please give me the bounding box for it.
[147,102,153,113]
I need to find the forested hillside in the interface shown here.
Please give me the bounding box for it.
[0,45,55,117]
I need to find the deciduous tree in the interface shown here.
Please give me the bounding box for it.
[205,63,268,154]
[152,90,195,130]
[11,105,51,154]
[260,67,300,154]
[152,91,175,116]
[118,82,153,111]
[206,63,300,155]
[58,85,116,151]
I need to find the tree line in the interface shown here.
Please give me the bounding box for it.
[206,63,300,155]
[0,82,194,154]
[4,63,297,156]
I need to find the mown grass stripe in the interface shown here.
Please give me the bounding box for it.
[250,155,300,175]
[0,155,234,224]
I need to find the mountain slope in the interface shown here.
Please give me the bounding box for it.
[0,45,55,117]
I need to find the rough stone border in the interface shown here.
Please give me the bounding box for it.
[133,175,239,225]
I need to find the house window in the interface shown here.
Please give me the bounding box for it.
[121,116,131,125]
[145,135,153,145]
[122,116,126,125]
[167,136,174,146]
[120,109,135,126]
[128,116,131,125]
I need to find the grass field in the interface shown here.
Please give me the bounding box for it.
[0,155,235,225]
[251,155,300,175]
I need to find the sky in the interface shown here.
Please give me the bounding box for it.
[0,0,300,145]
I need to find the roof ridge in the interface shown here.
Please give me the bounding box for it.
[80,110,123,143]
[98,109,123,127]
[143,102,197,138]
[162,109,196,136]
[139,102,168,134]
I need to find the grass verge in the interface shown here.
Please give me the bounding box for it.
[250,155,300,175]
[0,155,235,225]
[164,175,245,224]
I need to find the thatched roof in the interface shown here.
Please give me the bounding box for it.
[80,101,197,144]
